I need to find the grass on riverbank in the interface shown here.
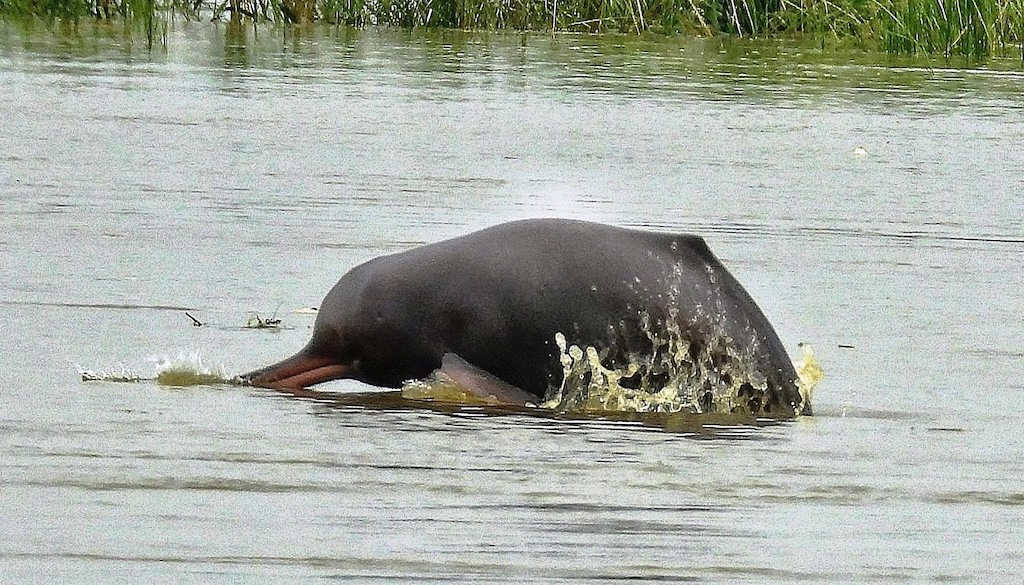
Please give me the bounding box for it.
[2,0,1022,59]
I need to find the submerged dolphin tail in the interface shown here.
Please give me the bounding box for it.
[238,351,351,390]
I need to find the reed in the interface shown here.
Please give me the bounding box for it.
[2,0,1022,58]
[773,0,874,38]
[880,0,997,58]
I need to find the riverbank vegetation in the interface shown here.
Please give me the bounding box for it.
[1,0,1022,59]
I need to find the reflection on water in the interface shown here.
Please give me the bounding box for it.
[2,19,1024,583]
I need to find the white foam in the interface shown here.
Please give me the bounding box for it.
[77,364,143,383]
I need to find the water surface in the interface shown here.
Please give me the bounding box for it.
[2,21,1023,582]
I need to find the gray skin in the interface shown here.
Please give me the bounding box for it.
[240,218,807,417]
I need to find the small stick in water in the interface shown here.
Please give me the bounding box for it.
[245,303,283,329]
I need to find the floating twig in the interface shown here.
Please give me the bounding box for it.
[185,312,204,327]
[245,313,282,329]
[245,302,283,329]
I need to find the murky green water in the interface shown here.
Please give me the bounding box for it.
[2,20,1023,582]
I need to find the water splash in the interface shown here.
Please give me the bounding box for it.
[77,364,143,383]
[78,352,231,387]
[530,255,810,416]
[795,343,825,409]
[151,352,230,386]
[542,313,816,416]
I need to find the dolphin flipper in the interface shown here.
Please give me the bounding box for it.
[440,353,538,407]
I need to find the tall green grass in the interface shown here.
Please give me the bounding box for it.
[879,0,1010,58]
[0,0,159,19]
[2,0,1022,58]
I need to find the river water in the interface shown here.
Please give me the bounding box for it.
[2,21,1023,582]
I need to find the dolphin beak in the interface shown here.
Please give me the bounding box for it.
[239,353,351,390]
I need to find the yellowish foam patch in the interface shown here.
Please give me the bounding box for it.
[154,368,228,387]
